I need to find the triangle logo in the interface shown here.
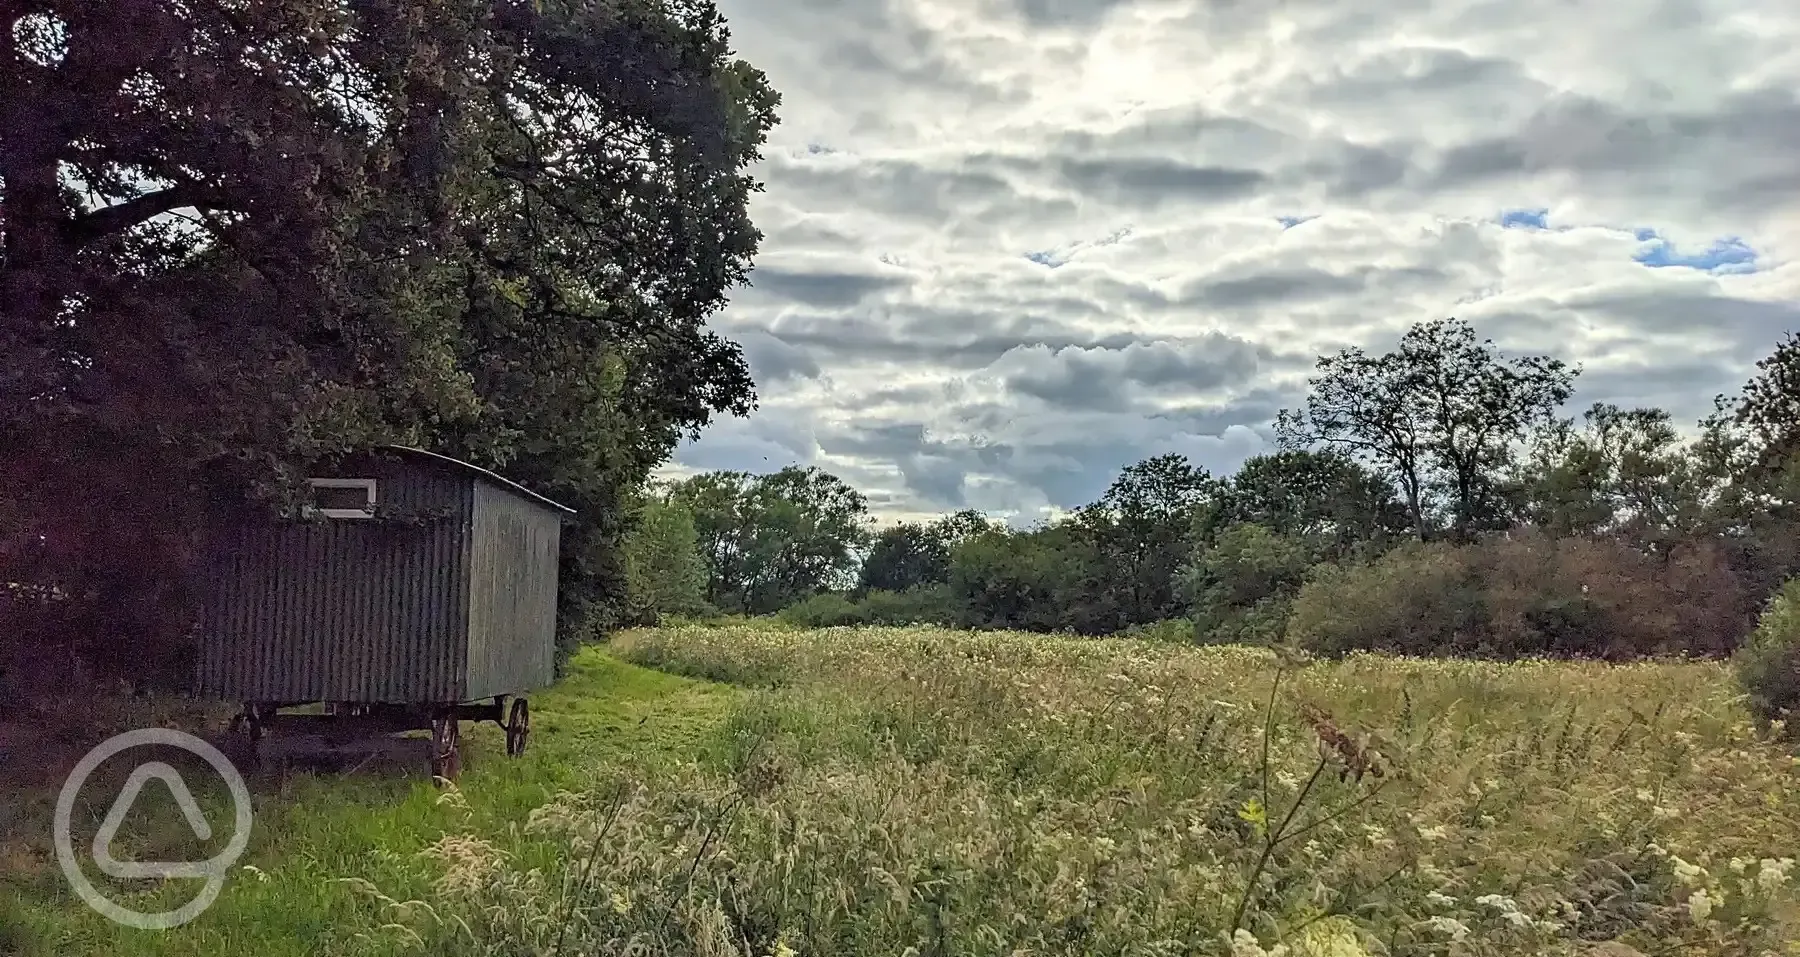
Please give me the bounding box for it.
[90,761,215,880]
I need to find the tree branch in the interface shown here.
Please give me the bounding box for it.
[60,183,227,247]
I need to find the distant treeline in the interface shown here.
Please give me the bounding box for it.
[624,318,1800,662]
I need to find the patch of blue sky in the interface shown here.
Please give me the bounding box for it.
[1498,208,1550,229]
[1633,232,1757,273]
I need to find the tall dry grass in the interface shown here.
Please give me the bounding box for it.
[361,625,1798,957]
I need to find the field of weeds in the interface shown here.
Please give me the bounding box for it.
[6,624,1799,957]
[401,625,1799,957]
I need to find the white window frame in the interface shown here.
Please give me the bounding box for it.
[304,477,378,519]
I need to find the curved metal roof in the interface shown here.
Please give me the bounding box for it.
[377,445,576,516]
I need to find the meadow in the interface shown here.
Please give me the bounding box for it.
[4,624,1797,956]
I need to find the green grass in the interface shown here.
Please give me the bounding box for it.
[6,626,1800,956]
[1,648,737,957]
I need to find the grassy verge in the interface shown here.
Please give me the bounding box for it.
[1,648,738,957]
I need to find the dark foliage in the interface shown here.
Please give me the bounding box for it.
[0,0,778,685]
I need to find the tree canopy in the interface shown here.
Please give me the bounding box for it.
[1278,317,1576,540]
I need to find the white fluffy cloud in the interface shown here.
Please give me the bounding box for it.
[669,0,1800,523]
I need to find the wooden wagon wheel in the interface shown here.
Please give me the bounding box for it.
[430,712,462,783]
[229,705,265,745]
[505,698,531,757]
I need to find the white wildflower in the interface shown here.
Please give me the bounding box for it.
[1688,888,1715,921]
[1229,929,1291,957]
[1423,916,1469,941]
[1757,858,1794,890]
[1426,891,1458,908]
[1672,857,1707,887]
[1417,824,1449,841]
[1475,893,1518,912]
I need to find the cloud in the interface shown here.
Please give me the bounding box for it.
[732,329,822,385]
[668,0,1800,521]
[742,256,913,308]
[993,334,1265,411]
[1050,157,1268,205]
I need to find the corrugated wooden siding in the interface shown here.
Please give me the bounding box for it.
[197,458,473,703]
[464,482,561,700]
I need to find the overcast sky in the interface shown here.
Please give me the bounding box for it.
[666,0,1800,524]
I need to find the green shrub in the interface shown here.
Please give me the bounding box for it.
[1119,618,1193,643]
[1735,577,1800,732]
[1181,523,1315,646]
[1288,531,1751,660]
[775,586,962,629]
[855,584,960,626]
[1194,597,1294,646]
[776,592,866,628]
[1285,540,1482,656]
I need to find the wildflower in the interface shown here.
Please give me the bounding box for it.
[1730,857,1750,874]
[1476,894,1520,913]
[610,892,631,915]
[1423,916,1470,941]
[1688,888,1715,921]
[1417,824,1449,841]
[1756,858,1794,890]
[1671,857,1706,887]
[1228,929,1291,957]
[1426,891,1457,908]
[769,940,797,957]
[1634,788,1654,803]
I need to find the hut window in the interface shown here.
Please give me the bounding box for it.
[305,478,377,519]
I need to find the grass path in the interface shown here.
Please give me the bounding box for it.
[2,647,736,957]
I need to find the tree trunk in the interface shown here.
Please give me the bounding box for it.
[0,154,69,406]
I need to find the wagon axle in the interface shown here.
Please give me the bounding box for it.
[231,695,532,783]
